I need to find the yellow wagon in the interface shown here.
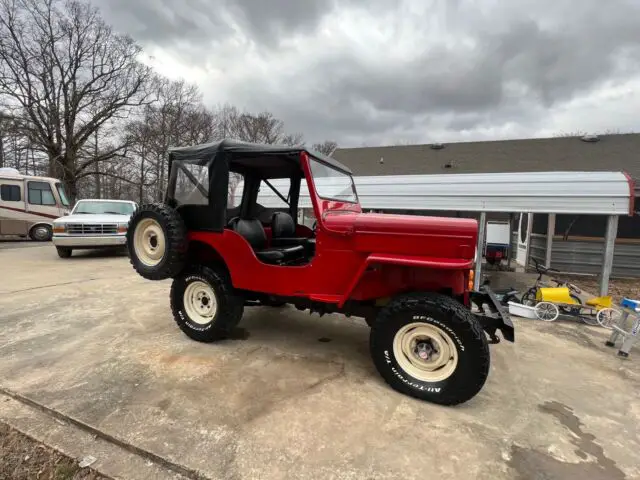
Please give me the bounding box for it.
[534,287,618,325]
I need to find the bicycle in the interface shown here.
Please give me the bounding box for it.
[521,258,583,313]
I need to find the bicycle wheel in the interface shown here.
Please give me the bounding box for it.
[596,308,622,329]
[521,288,537,306]
[535,302,559,322]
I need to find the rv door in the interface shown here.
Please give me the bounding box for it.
[0,178,28,235]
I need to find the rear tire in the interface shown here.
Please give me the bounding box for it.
[30,224,52,242]
[369,292,490,406]
[56,247,72,258]
[170,265,244,342]
[127,203,187,280]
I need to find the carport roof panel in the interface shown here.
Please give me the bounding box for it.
[258,171,634,215]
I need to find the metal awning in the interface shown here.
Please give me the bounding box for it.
[258,171,635,215]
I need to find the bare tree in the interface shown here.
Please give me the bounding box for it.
[0,0,153,201]
[311,140,338,155]
[125,79,216,201]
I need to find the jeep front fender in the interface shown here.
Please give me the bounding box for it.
[338,253,473,307]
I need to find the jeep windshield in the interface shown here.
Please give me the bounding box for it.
[309,157,358,203]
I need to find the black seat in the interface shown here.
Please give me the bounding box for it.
[230,218,304,264]
[271,212,309,248]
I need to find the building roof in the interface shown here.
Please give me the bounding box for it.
[332,134,640,181]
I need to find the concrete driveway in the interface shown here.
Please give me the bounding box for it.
[1,246,639,479]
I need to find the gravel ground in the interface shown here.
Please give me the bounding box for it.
[0,423,108,480]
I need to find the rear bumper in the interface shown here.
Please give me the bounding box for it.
[470,286,515,344]
[52,235,126,248]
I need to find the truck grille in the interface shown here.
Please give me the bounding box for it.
[66,224,118,235]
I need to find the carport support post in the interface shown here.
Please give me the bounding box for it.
[473,212,487,291]
[506,213,514,269]
[600,214,619,296]
[545,213,555,268]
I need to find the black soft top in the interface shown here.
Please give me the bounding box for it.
[168,139,351,174]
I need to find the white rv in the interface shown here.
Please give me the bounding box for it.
[0,167,71,241]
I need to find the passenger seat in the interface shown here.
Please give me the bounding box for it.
[271,212,307,247]
[271,212,315,257]
[229,218,305,264]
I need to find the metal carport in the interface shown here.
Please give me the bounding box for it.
[257,171,635,295]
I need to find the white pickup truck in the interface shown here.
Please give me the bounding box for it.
[52,199,137,258]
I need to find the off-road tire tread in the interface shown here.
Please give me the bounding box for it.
[170,265,244,342]
[370,292,490,406]
[127,203,188,280]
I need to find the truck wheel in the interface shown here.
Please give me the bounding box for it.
[56,247,72,258]
[370,292,490,406]
[170,265,244,342]
[127,203,187,280]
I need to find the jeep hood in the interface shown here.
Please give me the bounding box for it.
[324,211,478,261]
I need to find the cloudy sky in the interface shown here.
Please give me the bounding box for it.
[94,0,640,146]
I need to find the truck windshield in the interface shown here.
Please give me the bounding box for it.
[309,157,358,203]
[72,201,135,215]
[55,183,71,207]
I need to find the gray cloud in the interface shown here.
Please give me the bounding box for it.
[94,0,640,146]
[99,0,233,44]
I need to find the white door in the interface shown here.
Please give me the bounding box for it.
[516,213,531,266]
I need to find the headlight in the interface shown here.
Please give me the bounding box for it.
[117,222,128,233]
[52,223,66,234]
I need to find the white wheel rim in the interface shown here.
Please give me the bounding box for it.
[133,218,166,266]
[183,281,218,325]
[597,308,621,329]
[535,302,559,322]
[392,322,459,382]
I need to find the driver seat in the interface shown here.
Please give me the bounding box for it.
[229,218,304,264]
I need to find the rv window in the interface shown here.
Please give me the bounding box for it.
[28,181,56,206]
[0,184,21,202]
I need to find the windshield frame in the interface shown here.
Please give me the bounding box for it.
[308,157,358,204]
[71,200,136,215]
[55,183,71,207]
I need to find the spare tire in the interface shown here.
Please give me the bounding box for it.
[127,203,188,281]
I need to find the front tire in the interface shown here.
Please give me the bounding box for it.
[170,265,244,342]
[370,293,490,406]
[56,247,72,258]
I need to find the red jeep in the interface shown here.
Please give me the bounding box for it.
[127,140,513,405]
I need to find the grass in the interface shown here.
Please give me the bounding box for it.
[0,422,109,480]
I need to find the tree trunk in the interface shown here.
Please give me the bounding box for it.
[94,130,101,198]
[49,153,78,203]
[139,145,145,203]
